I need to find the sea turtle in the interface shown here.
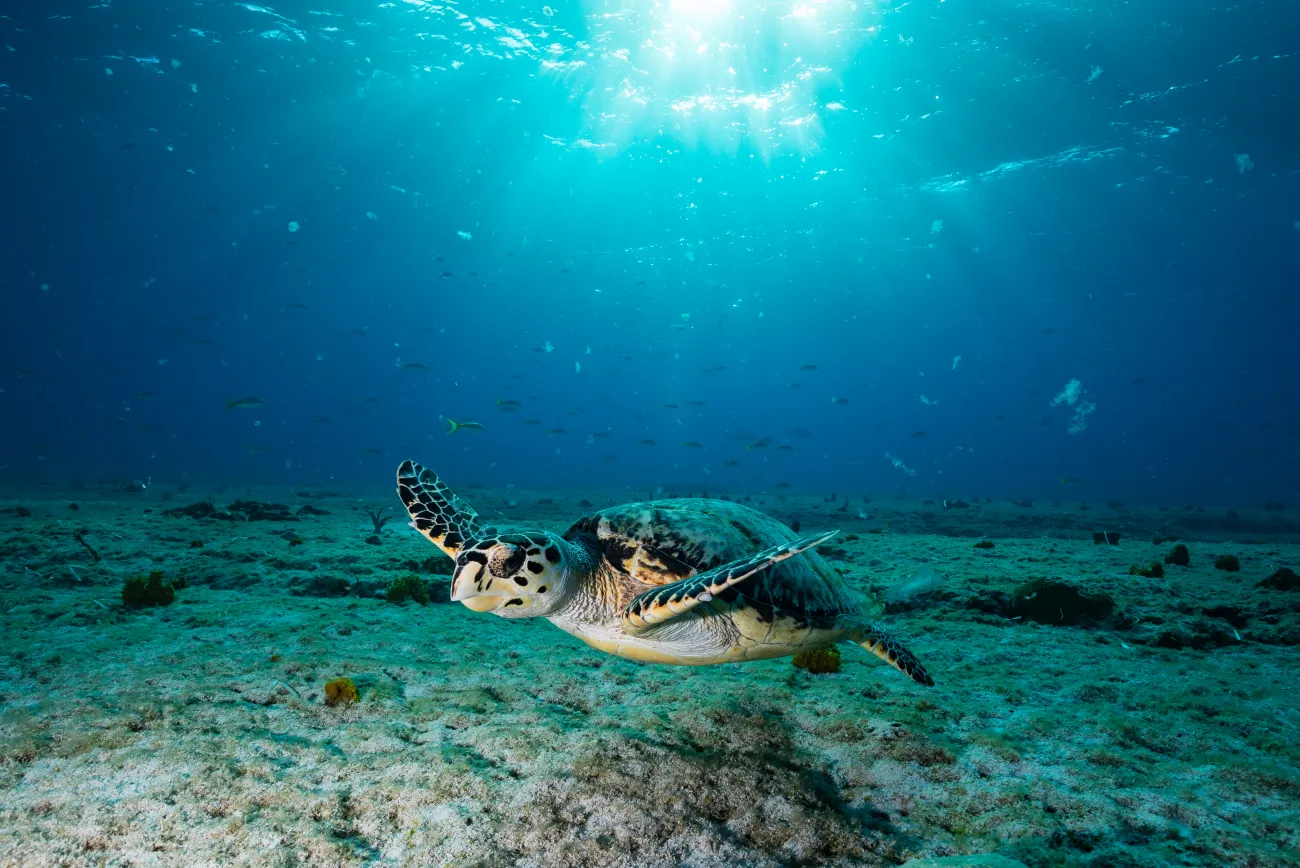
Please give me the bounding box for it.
[395,460,933,685]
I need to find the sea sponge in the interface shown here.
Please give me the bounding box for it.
[324,677,359,707]
[121,570,176,608]
[792,645,842,674]
[1164,543,1191,567]
[1129,562,1164,578]
[1214,554,1241,572]
[973,540,995,549]
[386,574,430,605]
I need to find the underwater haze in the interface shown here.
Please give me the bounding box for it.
[3,3,1300,868]
[2,0,1297,505]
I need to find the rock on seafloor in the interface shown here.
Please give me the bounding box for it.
[0,488,1298,867]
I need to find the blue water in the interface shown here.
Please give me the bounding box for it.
[2,0,1297,505]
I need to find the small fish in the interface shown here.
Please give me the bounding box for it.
[723,460,740,468]
[546,428,568,435]
[312,417,333,424]
[362,447,383,455]
[360,397,380,404]
[788,428,812,439]
[118,142,138,150]
[523,419,541,425]
[246,444,271,453]
[687,401,706,407]
[995,415,1007,421]
[286,303,309,310]
[775,482,792,489]
[497,399,522,408]
[799,364,819,371]
[830,396,850,405]
[788,383,802,389]
[225,396,268,411]
[662,403,679,409]
[775,445,794,452]
[445,418,486,434]
[134,390,160,398]
[440,271,454,278]
[911,431,928,438]
[592,432,611,439]
[1060,477,1081,485]
[682,441,704,449]
[746,439,770,451]
[509,374,524,381]
[602,454,618,461]
[397,360,427,369]
[638,439,657,446]
[1131,377,1145,385]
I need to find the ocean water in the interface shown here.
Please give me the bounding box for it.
[2,2,1299,866]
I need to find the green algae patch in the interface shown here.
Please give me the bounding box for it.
[121,569,180,608]
[385,574,430,605]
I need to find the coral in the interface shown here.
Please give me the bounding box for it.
[121,569,177,608]
[386,574,430,605]
[1164,543,1191,566]
[1011,578,1113,625]
[1129,562,1164,578]
[323,677,359,707]
[791,645,841,674]
[973,540,995,549]
[1214,554,1241,572]
[363,506,394,534]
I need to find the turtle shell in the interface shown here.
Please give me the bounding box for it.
[564,498,869,630]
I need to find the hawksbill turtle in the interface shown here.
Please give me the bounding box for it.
[395,460,933,685]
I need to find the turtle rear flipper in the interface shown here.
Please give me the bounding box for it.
[396,460,482,557]
[620,530,837,634]
[850,623,934,686]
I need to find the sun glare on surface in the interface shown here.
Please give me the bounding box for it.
[552,0,880,156]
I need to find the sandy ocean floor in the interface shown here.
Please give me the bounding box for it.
[1,483,1298,867]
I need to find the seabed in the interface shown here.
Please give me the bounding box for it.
[1,485,1297,867]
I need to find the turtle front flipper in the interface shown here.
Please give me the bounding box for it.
[620,530,837,635]
[850,623,934,687]
[396,460,482,557]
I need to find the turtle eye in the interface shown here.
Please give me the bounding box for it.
[488,543,526,578]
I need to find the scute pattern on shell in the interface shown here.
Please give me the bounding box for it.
[565,498,867,632]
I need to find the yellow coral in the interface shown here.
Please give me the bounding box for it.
[791,645,841,674]
[324,677,359,707]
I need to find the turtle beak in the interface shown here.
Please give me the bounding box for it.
[451,561,506,612]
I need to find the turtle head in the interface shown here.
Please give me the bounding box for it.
[451,531,574,618]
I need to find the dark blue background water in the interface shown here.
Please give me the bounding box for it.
[2,1,1297,505]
